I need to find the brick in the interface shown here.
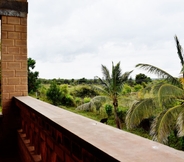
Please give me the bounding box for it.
[7,62,21,70]
[8,47,20,54]
[21,77,27,84]
[14,55,27,61]
[82,149,95,162]
[1,16,7,24]
[2,78,8,85]
[8,32,21,39]
[22,91,28,96]
[46,137,54,150]
[8,17,21,25]
[40,131,46,141]
[2,39,14,46]
[20,47,27,54]
[15,85,27,91]
[1,55,14,61]
[15,25,27,32]
[2,46,7,54]
[1,93,10,100]
[3,85,15,92]
[65,153,75,162]
[21,62,27,69]
[2,70,15,77]
[2,24,14,31]
[21,18,27,25]
[54,145,64,161]
[56,131,63,144]
[21,33,27,39]
[9,92,23,98]
[2,31,7,38]
[16,70,27,77]
[2,100,12,111]
[15,40,26,46]
[1,62,7,69]
[8,78,20,85]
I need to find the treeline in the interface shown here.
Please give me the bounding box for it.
[38,73,152,86]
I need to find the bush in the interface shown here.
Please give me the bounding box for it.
[133,84,143,92]
[105,104,113,117]
[75,97,82,106]
[46,81,62,106]
[60,84,69,96]
[37,84,47,100]
[122,84,132,95]
[61,94,76,107]
[117,107,128,122]
[83,97,91,103]
[71,85,99,98]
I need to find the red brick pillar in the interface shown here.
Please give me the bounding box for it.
[0,0,28,156]
[1,0,28,113]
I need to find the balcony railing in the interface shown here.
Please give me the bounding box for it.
[14,96,184,162]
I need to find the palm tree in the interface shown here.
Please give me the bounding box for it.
[126,36,184,145]
[76,62,132,129]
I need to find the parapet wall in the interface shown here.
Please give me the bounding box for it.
[14,96,184,162]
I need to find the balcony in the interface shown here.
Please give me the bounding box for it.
[0,96,183,161]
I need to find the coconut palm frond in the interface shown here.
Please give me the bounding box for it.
[121,70,133,82]
[91,96,107,103]
[76,96,107,112]
[90,96,107,111]
[101,64,111,81]
[136,63,182,88]
[95,76,110,90]
[93,85,110,96]
[112,62,123,91]
[151,81,166,95]
[126,98,156,129]
[150,104,184,143]
[181,65,184,75]
[176,110,184,137]
[175,35,184,66]
[158,84,184,108]
[76,102,94,111]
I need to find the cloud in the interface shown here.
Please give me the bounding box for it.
[28,0,184,79]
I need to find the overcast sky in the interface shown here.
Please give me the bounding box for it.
[28,0,184,79]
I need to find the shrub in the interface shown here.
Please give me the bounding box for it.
[83,97,91,103]
[60,84,69,97]
[133,84,143,92]
[75,97,82,106]
[61,94,76,107]
[122,84,132,95]
[37,84,47,101]
[105,104,113,117]
[46,81,62,106]
[71,85,99,98]
[117,107,128,122]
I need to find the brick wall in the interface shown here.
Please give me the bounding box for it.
[1,15,28,113]
[0,0,28,157]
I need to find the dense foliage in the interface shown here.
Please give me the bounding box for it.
[28,58,40,93]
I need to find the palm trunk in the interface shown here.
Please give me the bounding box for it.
[114,106,121,129]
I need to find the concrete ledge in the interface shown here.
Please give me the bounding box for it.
[14,96,184,162]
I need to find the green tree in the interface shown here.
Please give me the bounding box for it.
[46,81,62,106]
[135,73,152,85]
[126,36,184,145]
[28,58,40,93]
[95,62,132,129]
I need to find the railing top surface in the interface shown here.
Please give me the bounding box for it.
[14,96,184,162]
